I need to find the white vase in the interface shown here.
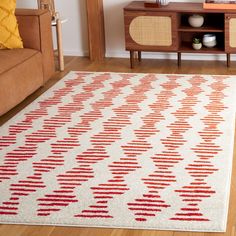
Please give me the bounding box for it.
[159,0,169,5]
[202,34,217,48]
[192,43,202,50]
[188,14,204,28]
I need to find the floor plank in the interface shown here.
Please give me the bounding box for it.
[19,226,54,236]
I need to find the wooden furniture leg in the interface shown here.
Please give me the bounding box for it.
[55,17,64,71]
[138,51,142,62]
[227,53,231,67]
[178,52,181,67]
[130,51,134,69]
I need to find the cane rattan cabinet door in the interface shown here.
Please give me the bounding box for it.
[124,11,178,51]
[225,14,236,52]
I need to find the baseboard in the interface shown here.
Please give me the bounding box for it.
[105,50,236,61]
[64,49,236,61]
[63,50,89,57]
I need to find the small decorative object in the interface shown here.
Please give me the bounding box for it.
[202,34,217,47]
[144,0,160,7]
[192,38,202,50]
[144,0,169,7]
[203,0,236,9]
[159,0,169,6]
[188,14,204,27]
[160,0,169,6]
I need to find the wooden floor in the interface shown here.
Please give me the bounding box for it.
[0,57,236,236]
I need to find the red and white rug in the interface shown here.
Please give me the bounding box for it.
[0,72,235,232]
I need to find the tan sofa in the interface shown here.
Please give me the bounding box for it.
[0,9,55,116]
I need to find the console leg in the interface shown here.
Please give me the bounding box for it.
[178,52,181,67]
[130,51,134,69]
[138,51,142,62]
[227,53,231,67]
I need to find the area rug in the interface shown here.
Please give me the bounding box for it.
[0,72,235,232]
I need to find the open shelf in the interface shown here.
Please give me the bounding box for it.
[178,26,224,32]
[178,13,225,54]
[180,13,225,32]
[179,42,224,53]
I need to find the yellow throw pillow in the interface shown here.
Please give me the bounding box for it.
[0,0,23,49]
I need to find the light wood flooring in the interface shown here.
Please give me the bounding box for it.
[0,57,236,236]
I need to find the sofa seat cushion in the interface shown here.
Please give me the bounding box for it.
[0,48,39,74]
[0,48,44,115]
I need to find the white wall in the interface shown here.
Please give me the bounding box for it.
[104,0,132,58]
[16,0,88,56]
[17,0,230,61]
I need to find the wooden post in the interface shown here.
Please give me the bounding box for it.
[56,16,64,71]
[86,0,105,61]
[37,0,56,19]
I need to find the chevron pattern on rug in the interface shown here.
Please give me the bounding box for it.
[0,72,235,232]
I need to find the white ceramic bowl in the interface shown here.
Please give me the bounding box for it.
[203,40,217,47]
[188,14,204,28]
[203,34,216,42]
[203,34,217,47]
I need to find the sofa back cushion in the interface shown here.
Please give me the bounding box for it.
[0,0,23,49]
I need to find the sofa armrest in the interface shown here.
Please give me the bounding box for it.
[16,9,55,82]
